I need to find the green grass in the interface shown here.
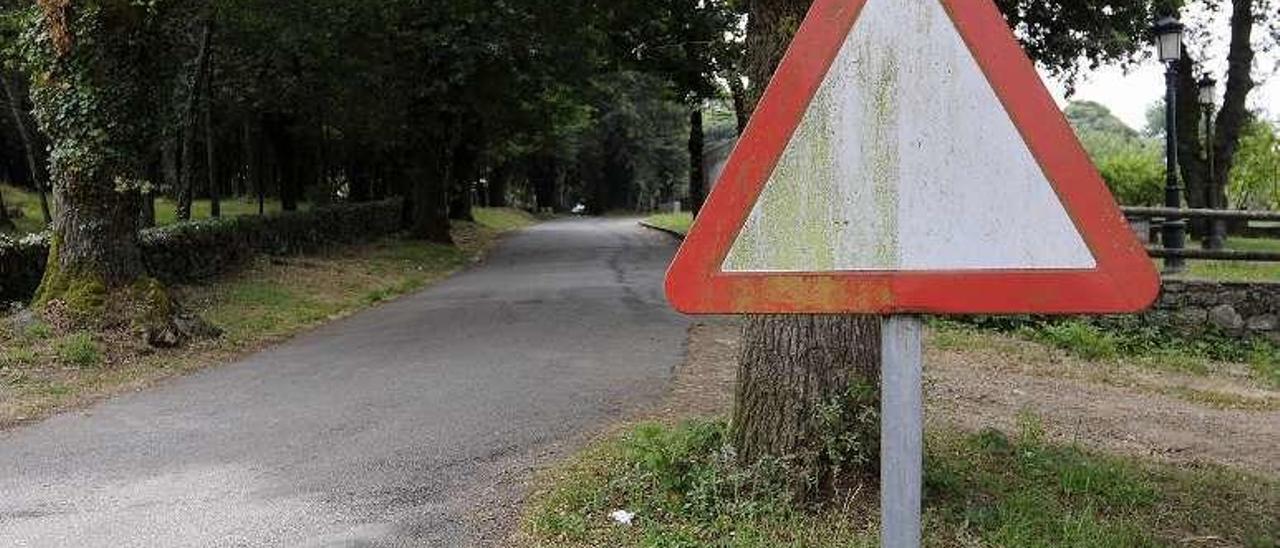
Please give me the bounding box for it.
[933,317,1280,389]
[473,207,538,232]
[0,209,537,426]
[643,212,694,236]
[524,419,1279,548]
[151,197,300,226]
[1,184,50,235]
[1182,238,1280,282]
[2,183,299,235]
[54,332,102,368]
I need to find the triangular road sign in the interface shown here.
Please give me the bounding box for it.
[667,0,1160,315]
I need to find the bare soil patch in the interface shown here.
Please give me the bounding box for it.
[671,319,1280,477]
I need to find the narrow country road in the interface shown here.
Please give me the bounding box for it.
[0,218,689,547]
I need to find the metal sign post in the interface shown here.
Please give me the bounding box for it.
[880,316,923,548]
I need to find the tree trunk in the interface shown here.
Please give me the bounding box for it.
[727,71,749,136]
[205,89,220,218]
[688,107,706,215]
[0,179,12,230]
[488,163,510,208]
[348,153,373,202]
[0,70,52,226]
[448,142,476,222]
[409,148,453,244]
[24,1,217,347]
[177,20,214,222]
[736,0,882,503]
[530,155,558,212]
[735,316,880,498]
[1210,0,1256,240]
[1174,54,1209,238]
[242,118,264,214]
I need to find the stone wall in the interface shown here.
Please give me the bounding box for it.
[1152,280,1280,343]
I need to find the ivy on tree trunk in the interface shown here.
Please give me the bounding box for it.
[25,0,209,346]
[735,0,883,503]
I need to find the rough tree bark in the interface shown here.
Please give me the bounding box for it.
[0,71,51,225]
[409,146,453,244]
[688,108,706,215]
[487,162,510,208]
[205,82,220,218]
[177,19,213,222]
[0,175,11,230]
[727,71,749,135]
[1209,0,1256,227]
[28,0,212,346]
[448,141,477,222]
[735,0,882,502]
[1174,0,1257,248]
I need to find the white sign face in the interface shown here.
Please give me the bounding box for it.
[723,0,1097,273]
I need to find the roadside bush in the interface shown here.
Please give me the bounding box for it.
[142,199,404,283]
[0,232,50,304]
[1,199,403,303]
[1078,129,1164,206]
[1096,150,1165,207]
[56,332,102,368]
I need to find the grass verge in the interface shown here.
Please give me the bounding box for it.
[642,212,694,236]
[523,418,1278,548]
[0,208,536,428]
[1182,238,1280,282]
[2,183,301,236]
[933,318,1280,391]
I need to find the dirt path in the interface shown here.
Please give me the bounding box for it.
[671,320,1280,477]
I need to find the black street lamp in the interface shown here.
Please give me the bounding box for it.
[1198,75,1226,250]
[1154,16,1186,273]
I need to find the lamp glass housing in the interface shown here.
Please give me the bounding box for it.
[1198,77,1217,107]
[1153,17,1185,62]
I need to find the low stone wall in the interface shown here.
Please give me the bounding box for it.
[1150,279,1280,343]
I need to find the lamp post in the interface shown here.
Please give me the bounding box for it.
[1154,16,1186,273]
[1198,75,1225,250]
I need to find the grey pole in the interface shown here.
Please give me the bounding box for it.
[881,316,924,548]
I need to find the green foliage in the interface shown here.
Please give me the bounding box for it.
[1186,238,1280,282]
[1,200,404,303]
[812,383,880,487]
[643,213,694,236]
[1092,144,1165,207]
[23,320,51,340]
[927,419,1277,548]
[525,420,1280,547]
[569,71,692,212]
[1071,107,1165,207]
[1066,101,1139,139]
[1027,321,1121,361]
[952,316,1280,387]
[1229,118,1280,211]
[55,331,101,368]
[526,420,863,547]
[0,343,36,367]
[0,185,47,235]
[20,1,179,195]
[470,208,537,233]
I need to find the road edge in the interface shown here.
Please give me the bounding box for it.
[638,221,686,241]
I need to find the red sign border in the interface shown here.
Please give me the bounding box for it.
[666,0,1160,315]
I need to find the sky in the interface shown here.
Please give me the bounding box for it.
[1042,5,1278,130]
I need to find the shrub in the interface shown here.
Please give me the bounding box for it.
[56,332,102,368]
[1,199,404,303]
[0,232,51,304]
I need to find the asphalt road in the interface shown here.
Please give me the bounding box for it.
[0,218,689,547]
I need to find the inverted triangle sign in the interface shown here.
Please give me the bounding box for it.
[666,0,1160,315]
